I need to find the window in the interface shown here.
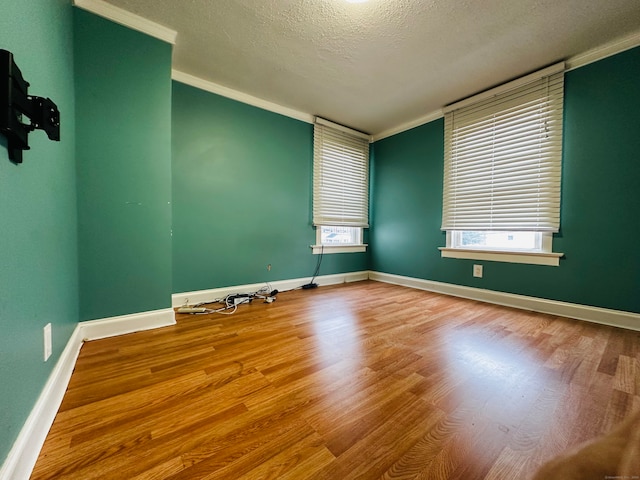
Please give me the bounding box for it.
[452,231,542,251]
[316,225,362,245]
[312,117,370,254]
[440,64,565,266]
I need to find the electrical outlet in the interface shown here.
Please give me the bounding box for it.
[473,264,483,278]
[44,323,52,361]
[267,264,271,271]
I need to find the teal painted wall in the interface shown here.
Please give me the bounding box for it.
[172,82,368,293]
[370,120,446,280]
[1,1,638,467]
[0,0,78,461]
[74,10,173,319]
[371,46,640,314]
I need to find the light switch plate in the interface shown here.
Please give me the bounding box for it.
[44,323,52,361]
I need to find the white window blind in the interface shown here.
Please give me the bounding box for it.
[313,118,370,227]
[442,64,565,232]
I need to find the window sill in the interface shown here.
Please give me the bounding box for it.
[311,244,368,255]
[439,247,563,266]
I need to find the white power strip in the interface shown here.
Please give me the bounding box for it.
[177,307,207,313]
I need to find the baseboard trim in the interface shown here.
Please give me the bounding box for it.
[0,308,176,480]
[6,269,635,480]
[172,271,369,307]
[369,271,640,332]
[0,325,83,480]
[79,308,176,341]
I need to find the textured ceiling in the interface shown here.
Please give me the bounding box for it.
[101,0,640,136]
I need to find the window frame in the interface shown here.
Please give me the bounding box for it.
[312,118,370,255]
[440,64,565,266]
[312,225,367,254]
[451,230,544,253]
[440,231,561,266]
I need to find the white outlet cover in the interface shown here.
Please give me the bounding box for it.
[473,264,483,278]
[44,323,52,361]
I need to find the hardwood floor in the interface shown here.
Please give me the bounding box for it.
[31,280,640,479]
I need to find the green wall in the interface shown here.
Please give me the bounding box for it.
[0,0,78,461]
[74,10,173,319]
[172,82,368,293]
[371,46,640,314]
[1,1,638,469]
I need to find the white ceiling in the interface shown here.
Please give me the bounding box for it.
[98,0,640,137]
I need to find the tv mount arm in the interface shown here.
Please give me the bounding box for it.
[0,49,60,164]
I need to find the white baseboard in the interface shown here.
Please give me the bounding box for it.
[0,325,84,480]
[79,308,176,341]
[0,307,176,480]
[6,269,636,480]
[369,271,640,332]
[172,271,369,307]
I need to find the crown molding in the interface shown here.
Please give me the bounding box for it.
[171,69,314,124]
[73,0,177,45]
[373,29,640,142]
[372,109,443,142]
[443,62,565,114]
[566,29,640,71]
[70,0,639,142]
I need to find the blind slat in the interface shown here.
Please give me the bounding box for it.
[314,122,370,228]
[442,71,564,232]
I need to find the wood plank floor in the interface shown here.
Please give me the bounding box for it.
[31,280,640,479]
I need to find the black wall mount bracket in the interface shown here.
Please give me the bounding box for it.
[0,49,60,164]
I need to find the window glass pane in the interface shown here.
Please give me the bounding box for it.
[455,231,539,250]
[320,226,361,245]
